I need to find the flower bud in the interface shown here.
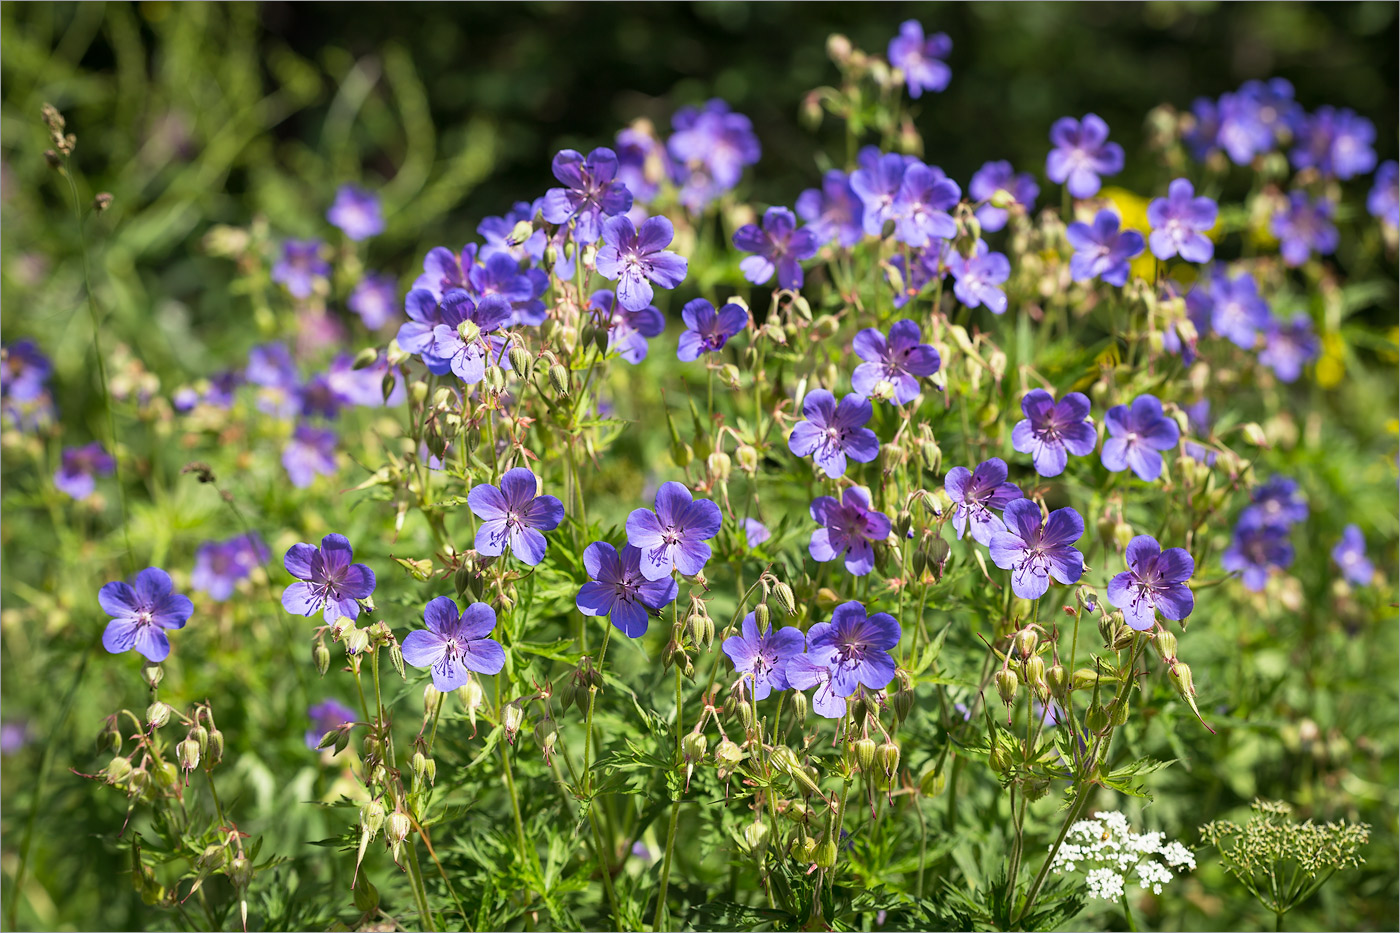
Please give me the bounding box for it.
[178,737,201,772]
[1046,662,1070,699]
[989,742,1012,774]
[1076,585,1099,613]
[891,673,915,724]
[344,626,370,657]
[1113,521,1135,552]
[920,437,942,474]
[549,363,571,397]
[1012,627,1038,659]
[207,728,224,765]
[105,755,134,785]
[1023,655,1048,700]
[141,662,164,689]
[361,799,386,838]
[1169,661,1196,699]
[154,759,180,790]
[771,745,822,795]
[815,838,838,869]
[229,854,252,889]
[894,509,913,540]
[773,582,797,616]
[707,451,732,483]
[753,602,771,632]
[742,820,770,857]
[313,639,331,677]
[790,688,809,726]
[877,742,900,780]
[853,736,878,773]
[1153,630,1179,663]
[670,440,693,468]
[386,808,412,846]
[146,701,173,730]
[735,444,759,473]
[1241,422,1269,447]
[995,668,1019,707]
[1085,704,1110,733]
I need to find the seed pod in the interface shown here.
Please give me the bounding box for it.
[549,364,571,398]
[877,742,900,780]
[670,440,693,468]
[178,738,201,772]
[707,451,732,483]
[742,820,770,857]
[773,582,797,616]
[352,873,380,913]
[502,701,524,741]
[508,347,532,376]
[106,755,134,785]
[735,444,759,473]
[715,738,743,769]
[1153,631,1179,663]
[853,737,878,773]
[229,854,252,889]
[361,799,386,838]
[313,639,331,677]
[1012,627,1038,659]
[142,662,164,689]
[146,701,172,730]
[1023,655,1048,700]
[386,808,412,846]
[988,742,1012,774]
[682,732,708,762]
[995,668,1019,707]
[1169,661,1196,699]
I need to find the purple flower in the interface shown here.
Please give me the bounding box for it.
[543,147,634,244]
[479,200,549,264]
[348,274,399,330]
[677,298,748,362]
[325,352,406,408]
[1241,475,1307,529]
[247,342,302,417]
[1045,114,1124,199]
[989,500,1085,600]
[1012,389,1096,478]
[787,389,879,479]
[626,481,722,581]
[467,252,544,327]
[733,207,819,289]
[944,457,1023,546]
[615,125,666,204]
[851,152,909,237]
[806,601,901,696]
[1291,106,1377,180]
[192,533,269,602]
[969,160,1038,232]
[1101,395,1179,481]
[0,721,32,754]
[413,243,477,300]
[785,653,847,719]
[809,486,892,577]
[1222,522,1293,592]
[271,239,330,299]
[100,567,194,662]
[667,100,761,211]
[326,185,384,241]
[401,598,506,691]
[851,320,940,406]
[1259,313,1320,383]
[1182,399,1217,466]
[431,291,513,384]
[1106,535,1195,631]
[1270,192,1338,268]
[282,533,376,623]
[468,468,564,566]
[1368,161,1399,228]
[893,164,961,248]
[595,215,688,312]
[1,339,51,403]
[1204,268,1270,349]
[723,613,805,700]
[1066,210,1145,287]
[397,289,452,374]
[577,541,678,637]
[283,423,338,488]
[1147,178,1217,263]
[887,20,952,98]
[1332,525,1373,586]
[305,699,358,751]
[796,170,864,248]
[1183,97,1224,161]
[588,290,665,364]
[949,240,1011,314]
[1214,91,1275,165]
[53,441,115,500]
[742,518,771,548]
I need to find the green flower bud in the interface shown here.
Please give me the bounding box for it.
[920,437,942,474]
[894,509,913,540]
[154,759,180,790]
[815,838,838,868]
[670,440,693,468]
[790,688,809,726]
[742,820,770,857]
[682,731,708,762]
[1154,630,1179,663]
[853,736,878,773]
[105,755,134,785]
[352,873,380,913]
[352,346,380,370]
[877,742,900,779]
[1085,705,1110,733]
[207,728,224,765]
[313,639,331,677]
[1047,662,1070,699]
[735,444,759,473]
[995,668,1019,707]
[146,701,172,730]
[989,742,1012,774]
[386,808,412,845]
[773,582,797,616]
[141,662,164,689]
[1113,521,1135,552]
[753,602,771,631]
[1013,627,1038,658]
[1023,655,1048,699]
[360,799,386,838]
[178,737,201,772]
[549,363,571,397]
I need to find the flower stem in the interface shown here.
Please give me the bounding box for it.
[404,834,435,932]
[653,667,685,932]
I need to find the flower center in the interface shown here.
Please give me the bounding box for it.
[135,609,155,626]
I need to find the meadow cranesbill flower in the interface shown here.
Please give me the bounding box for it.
[401,598,506,691]
[1222,522,1293,591]
[282,533,376,623]
[667,99,761,211]
[723,613,805,700]
[806,601,901,695]
[0,721,31,754]
[969,160,1038,232]
[1368,161,1398,228]
[614,124,666,204]
[1270,192,1338,267]
[851,320,941,405]
[1066,210,1145,287]
[851,152,909,237]
[677,298,748,361]
[100,567,193,662]
[326,185,384,241]
[788,389,879,479]
[588,290,665,364]
[732,206,819,289]
[1,339,51,402]
[467,253,543,324]
[1046,113,1124,199]
[1101,395,1179,481]
[809,486,891,576]
[796,169,864,248]
[949,240,1011,314]
[271,239,330,299]
[283,423,338,488]
[1012,389,1096,478]
[576,541,678,638]
[431,291,513,384]
[1107,535,1195,631]
[348,273,399,330]
[1183,97,1224,161]
[742,518,771,548]
[304,699,358,751]
[1259,314,1320,383]
[785,653,846,718]
[479,199,548,263]
[1182,399,1217,466]
[247,342,302,418]
[413,243,476,299]
[1241,475,1307,529]
[469,468,565,566]
[945,457,1023,546]
[543,147,634,244]
[1291,106,1377,180]
[325,353,406,408]
[893,163,960,248]
[595,215,688,312]
[1147,179,1217,263]
[1204,268,1270,349]
[626,481,722,581]
[192,533,269,602]
[397,289,452,375]
[989,500,1085,600]
[887,20,951,98]
[53,441,115,500]
[1331,525,1373,586]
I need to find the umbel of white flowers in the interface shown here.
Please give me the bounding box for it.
[1048,810,1197,897]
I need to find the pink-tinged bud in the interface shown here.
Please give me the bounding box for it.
[995,668,1019,707]
[146,701,172,730]
[386,808,412,846]
[1012,627,1038,658]
[177,738,201,772]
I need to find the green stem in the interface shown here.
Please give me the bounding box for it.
[404,836,436,932]
[582,623,612,787]
[653,668,685,932]
[1122,890,1138,932]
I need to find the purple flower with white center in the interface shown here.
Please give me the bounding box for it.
[1214,90,1275,165]
[887,20,952,98]
[1206,268,1270,349]
[192,533,268,602]
[1259,313,1320,383]
[479,199,548,264]
[806,601,901,696]
[944,457,1023,546]
[304,699,358,751]
[1291,106,1377,180]
[850,152,910,237]
[595,215,688,312]
[1222,522,1293,592]
[733,206,819,289]
[989,500,1085,600]
[413,243,477,300]
[1045,114,1124,199]
[723,613,805,700]
[271,239,330,299]
[893,164,961,248]
[1066,210,1145,287]
[667,99,761,211]
[100,567,194,662]
[468,468,564,567]
[969,160,1038,232]
[326,185,384,241]
[1270,192,1338,267]
[1,339,50,402]
[576,541,678,638]
[431,291,513,385]
[851,320,941,405]
[397,289,452,374]
[1332,525,1373,586]
[626,481,722,581]
[785,653,847,719]
[1369,161,1398,228]
[53,441,115,500]
[282,423,338,488]
[796,170,864,248]
[1101,395,1179,482]
[787,389,879,479]
[282,533,376,623]
[542,147,634,245]
[588,290,665,364]
[742,518,770,548]
[1106,535,1195,631]
[1012,389,1096,478]
[401,598,506,691]
[348,273,399,330]
[809,487,892,577]
[1241,475,1307,529]
[677,298,748,362]
[1147,178,1217,263]
[949,240,1011,314]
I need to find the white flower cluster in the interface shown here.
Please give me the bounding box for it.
[1049,810,1197,898]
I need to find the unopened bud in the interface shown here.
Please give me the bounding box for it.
[753,602,771,631]
[386,808,412,845]
[1012,627,1038,658]
[1047,662,1070,699]
[1241,422,1269,447]
[344,627,370,657]
[742,820,770,857]
[178,737,201,772]
[207,729,224,765]
[995,668,1019,707]
[735,444,758,473]
[146,701,172,730]
[790,688,809,725]
[549,363,571,397]
[508,347,532,376]
[773,582,797,616]
[815,838,838,868]
[503,701,524,741]
[141,662,164,689]
[877,741,900,779]
[853,736,878,773]
[1023,655,1048,699]
[353,346,380,371]
[1154,630,1179,663]
[313,640,331,677]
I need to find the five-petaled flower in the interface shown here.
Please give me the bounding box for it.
[945,457,1023,546]
[542,147,634,244]
[732,206,819,289]
[1066,210,1145,287]
[989,500,1086,600]
[1101,395,1179,482]
[401,597,506,692]
[805,601,902,696]
[851,320,941,405]
[626,481,722,581]
[431,291,513,384]
[1046,113,1124,199]
[1331,525,1373,586]
[1270,192,1338,268]
[271,239,330,299]
[808,486,892,577]
[282,533,377,624]
[53,441,115,500]
[589,290,666,364]
[722,613,805,700]
[100,567,194,662]
[1012,389,1097,478]
[1107,535,1195,631]
[1147,178,1217,263]
[576,541,679,638]
[677,298,749,362]
[469,468,565,566]
[788,389,880,479]
[326,185,384,241]
[949,240,1011,314]
[887,20,952,99]
[1221,522,1293,592]
[969,160,1038,232]
[595,215,689,311]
